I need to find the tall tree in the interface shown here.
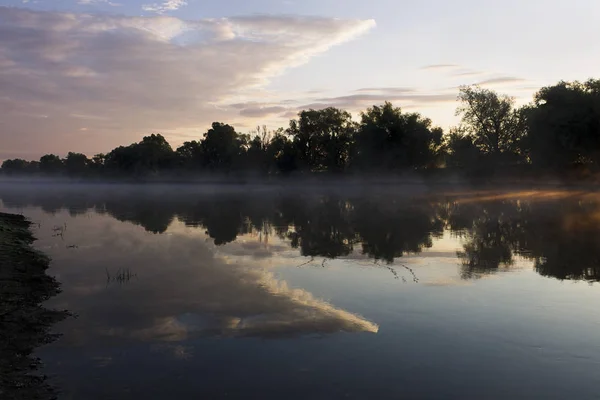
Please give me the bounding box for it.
[89,153,106,173]
[243,126,275,173]
[200,122,247,172]
[1,159,34,175]
[105,134,175,175]
[136,134,176,172]
[287,108,356,172]
[39,154,64,174]
[64,152,90,176]
[176,141,203,170]
[444,127,481,169]
[526,79,600,168]
[354,102,443,170]
[456,86,526,163]
[267,131,298,174]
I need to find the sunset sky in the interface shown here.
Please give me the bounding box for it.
[1,0,599,160]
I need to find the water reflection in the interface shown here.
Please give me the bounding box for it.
[1,185,599,283]
[0,214,70,399]
[59,230,379,342]
[3,186,600,399]
[446,191,600,281]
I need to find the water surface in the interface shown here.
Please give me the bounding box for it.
[2,184,600,399]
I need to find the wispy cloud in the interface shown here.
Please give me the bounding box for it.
[77,0,121,6]
[234,87,458,121]
[420,64,460,70]
[451,70,484,77]
[142,0,187,13]
[315,93,456,104]
[476,76,526,86]
[297,91,457,114]
[354,87,416,94]
[239,105,289,118]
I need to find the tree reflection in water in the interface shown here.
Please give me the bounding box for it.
[2,186,600,283]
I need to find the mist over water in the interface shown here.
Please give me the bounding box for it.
[2,183,600,399]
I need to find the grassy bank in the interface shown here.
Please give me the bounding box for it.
[0,212,69,399]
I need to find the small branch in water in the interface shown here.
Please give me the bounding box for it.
[296,257,315,268]
[386,265,399,280]
[373,259,399,280]
[401,264,419,283]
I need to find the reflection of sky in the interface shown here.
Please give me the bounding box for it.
[3,198,600,399]
[13,208,378,344]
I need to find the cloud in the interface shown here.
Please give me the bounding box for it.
[297,91,457,114]
[315,93,456,104]
[0,7,375,157]
[420,64,459,70]
[228,102,290,118]
[281,110,300,119]
[78,0,122,5]
[239,106,289,118]
[476,76,526,86]
[142,0,187,14]
[354,87,416,94]
[247,88,457,121]
[451,70,484,77]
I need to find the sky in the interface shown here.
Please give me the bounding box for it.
[1,0,599,160]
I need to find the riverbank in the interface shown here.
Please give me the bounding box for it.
[0,212,49,275]
[0,212,69,399]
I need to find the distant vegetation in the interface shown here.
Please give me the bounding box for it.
[2,79,600,180]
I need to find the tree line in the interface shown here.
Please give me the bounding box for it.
[2,79,599,178]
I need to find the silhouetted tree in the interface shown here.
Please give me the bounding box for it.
[267,131,298,174]
[39,154,64,175]
[89,153,105,173]
[176,140,203,170]
[200,123,247,172]
[287,108,356,172]
[354,102,443,171]
[1,159,37,175]
[105,134,175,175]
[243,126,275,174]
[444,128,481,168]
[456,86,527,164]
[104,145,138,173]
[64,152,90,176]
[137,134,176,172]
[526,79,600,169]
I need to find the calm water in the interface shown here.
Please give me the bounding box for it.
[2,184,600,399]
